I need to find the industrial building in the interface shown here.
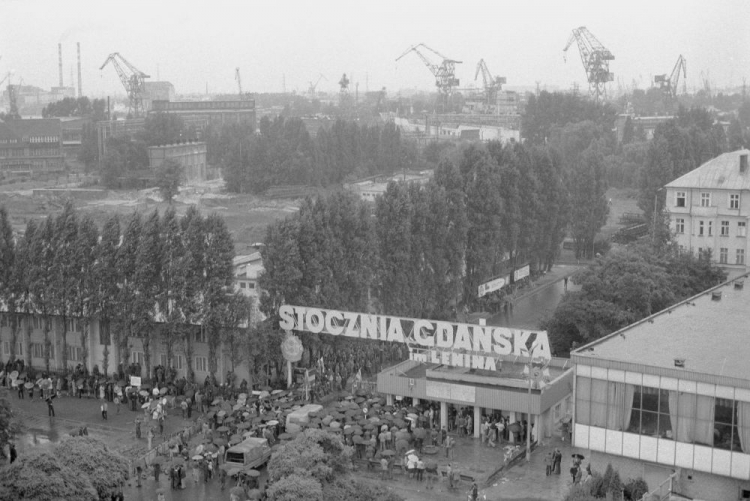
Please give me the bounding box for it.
[344,170,433,202]
[666,149,750,271]
[572,274,750,500]
[0,118,65,179]
[149,100,256,131]
[147,141,207,184]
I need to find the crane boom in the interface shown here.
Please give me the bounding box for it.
[563,26,614,102]
[654,55,686,98]
[474,59,506,109]
[396,43,461,111]
[100,52,150,118]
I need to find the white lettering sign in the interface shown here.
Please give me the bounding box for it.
[513,265,530,282]
[478,276,507,297]
[279,305,552,370]
[130,376,141,387]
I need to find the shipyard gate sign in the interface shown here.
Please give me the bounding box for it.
[279,305,551,371]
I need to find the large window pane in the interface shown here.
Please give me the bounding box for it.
[715,398,738,451]
[641,411,659,436]
[627,388,643,434]
[576,377,591,426]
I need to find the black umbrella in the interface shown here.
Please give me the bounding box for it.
[571,453,585,460]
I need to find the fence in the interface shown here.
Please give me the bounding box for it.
[638,471,679,501]
[128,419,204,475]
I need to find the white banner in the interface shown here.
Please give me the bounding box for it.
[478,276,507,297]
[130,376,141,387]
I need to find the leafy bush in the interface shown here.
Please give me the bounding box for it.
[563,484,598,501]
[266,473,322,501]
[624,477,649,500]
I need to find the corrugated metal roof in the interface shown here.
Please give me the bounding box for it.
[665,149,750,190]
[573,273,750,382]
[0,119,61,140]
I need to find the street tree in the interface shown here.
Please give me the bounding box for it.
[94,215,121,375]
[133,210,162,378]
[155,158,183,204]
[72,215,99,369]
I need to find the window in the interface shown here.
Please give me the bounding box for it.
[66,345,82,362]
[628,386,673,438]
[66,318,80,332]
[2,342,8,355]
[701,192,711,207]
[708,221,713,237]
[730,194,740,210]
[32,316,41,329]
[195,356,208,372]
[739,222,747,237]
[239,282,246,289]
[247,282,256,289]
[0,314,7,327]
[675,192,686,207]
[721,221,730,236]
[720,248,728,264]
[16,342,22,357]
[675,218,685,234]
[698,221,705,236]
[160,354,168,367]
[195,329,207,343]
[31,342,52,359]
[714,398,741,452]
[132,351,144,366]
[175,355,184,370]
[737,249,746,265]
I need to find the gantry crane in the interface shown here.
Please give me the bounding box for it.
[475,59,506,107]
[654,55,686,99]
[100,52,150,118]
[396,43,461,111]
[307,74,327,99]
[563,27,615,102]
[235,68,243,98]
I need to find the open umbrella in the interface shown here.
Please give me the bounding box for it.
[24,382,33,389]
[247,489,263,500]
[9,371,18,379]
[141,402,151,409]
[151,456,166,465]
[381,449,395,456]
[561,416,572,424]
[185,389,195,398]
[571,453,585,460]
[216,426,229,433]
[192,455,203,461]
[230,435,242,445]
[160,387,168,395]
[139,390,149,397]
[241,468,261,478]
[508,422,522,433]
[213,438,227,447]
[267,420,279,426]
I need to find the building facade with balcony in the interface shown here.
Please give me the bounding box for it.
[666,149,750,270]
[572,274,750,500]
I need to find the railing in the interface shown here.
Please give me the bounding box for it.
[352,380,377,393]
[638,471,679,501]
[128,419,204,475]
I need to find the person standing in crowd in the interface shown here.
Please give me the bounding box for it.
[9,443,17,464]
[45,395,55,418]
[553,448,562,474]
[135,417,142,439]
[101,401,108,420]
[114,394,120,414]
[147,427,154,450]
[544,452,553,476]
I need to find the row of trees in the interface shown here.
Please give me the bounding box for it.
[0,204,247,380]
[259,139,588,319]
[543,242,726,355]
[0,436,129,501]
[222,116,418,194]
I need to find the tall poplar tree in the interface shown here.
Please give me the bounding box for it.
[94,215,121,375]
[73,216,98,370]
[133,210,162,378]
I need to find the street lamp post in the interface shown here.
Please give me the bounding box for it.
[526,368,532,462]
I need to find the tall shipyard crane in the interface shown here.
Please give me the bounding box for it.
[654,55,686,99]
[307,74,327,99]
[100,53,150,118]
[563,27,615,102]
[396,43,461,111]
[475,59,506,107]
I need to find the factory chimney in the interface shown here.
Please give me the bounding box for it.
[58,43,63,87]
[77,42,82,98]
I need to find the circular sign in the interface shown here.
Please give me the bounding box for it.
[281,332,303,362]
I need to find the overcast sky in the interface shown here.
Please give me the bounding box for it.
[2,0,748,98]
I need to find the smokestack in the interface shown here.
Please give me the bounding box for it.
[58,43,63,87]
[77,42,82,98]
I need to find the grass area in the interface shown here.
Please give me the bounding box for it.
[0,177,301,253]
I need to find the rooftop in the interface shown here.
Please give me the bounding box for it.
[0,119,61,141]
[573,273,750,382]
[665,149,750,191]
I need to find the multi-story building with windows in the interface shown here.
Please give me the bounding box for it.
[0,119,65,179]
[572,274,750,500]
[666,149,750,270]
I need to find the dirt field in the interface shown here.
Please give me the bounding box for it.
[0,177,301,254]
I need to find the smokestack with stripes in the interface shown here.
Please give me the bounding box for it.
[77,42,82,97]
[58,43,63,87]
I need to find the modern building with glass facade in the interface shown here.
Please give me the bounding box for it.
[572,273,750,500]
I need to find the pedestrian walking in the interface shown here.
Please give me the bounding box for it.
[135,417,142,439]
[114,395,120,414]
[544,452,553,476]
[101,402,108,420]
[553,448,562,474]
[45,396,55,417]
[147,428,154,450]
